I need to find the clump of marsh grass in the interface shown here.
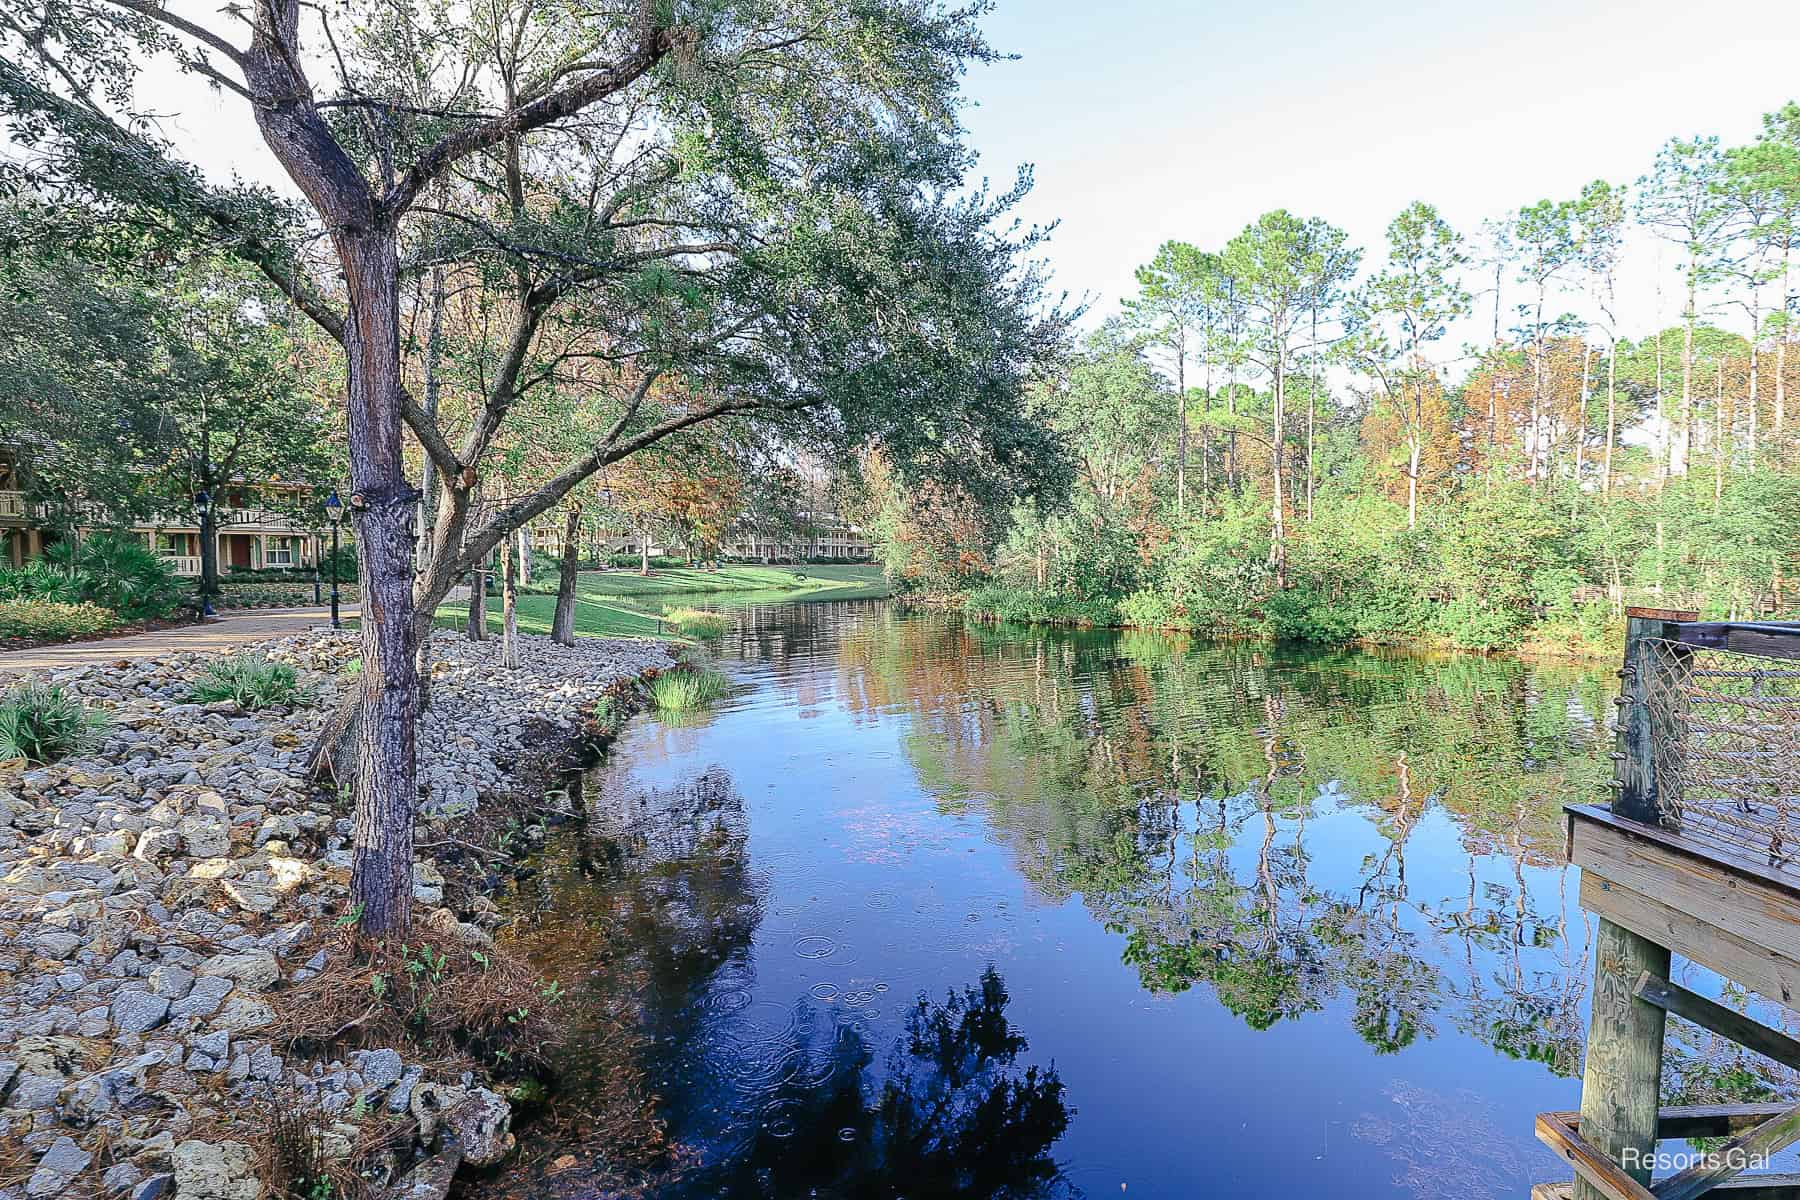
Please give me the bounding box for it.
[188,653,307,709]
[663,606,727,638]
[646,666,731,712]
[0,682,110,764]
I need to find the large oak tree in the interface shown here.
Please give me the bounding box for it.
[1,0,1067,933]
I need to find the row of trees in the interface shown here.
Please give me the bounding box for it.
[869,102,1800,649]
[1,0,1070,933]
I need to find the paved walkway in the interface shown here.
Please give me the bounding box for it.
[0,606,360,675]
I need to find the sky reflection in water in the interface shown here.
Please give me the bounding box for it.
[500,602,1654,1199]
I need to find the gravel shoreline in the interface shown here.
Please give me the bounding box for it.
[0,628,672,1200]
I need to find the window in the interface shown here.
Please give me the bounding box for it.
[266,538,295,566]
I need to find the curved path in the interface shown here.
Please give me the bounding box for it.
[0,606,360,676]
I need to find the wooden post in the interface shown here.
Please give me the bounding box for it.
[1612,607,1696,828]
[1576,918,1671,1200]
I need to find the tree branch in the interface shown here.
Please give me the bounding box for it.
[385,18,674,217]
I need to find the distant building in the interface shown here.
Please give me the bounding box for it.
[0,450,325,575]
[527,508,873,564]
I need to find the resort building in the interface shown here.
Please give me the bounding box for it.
[0,450,326,575]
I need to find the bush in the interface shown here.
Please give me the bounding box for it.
[647,667,731,711]
[0,559,82,604]
[188,654,307,709]
[664,607,727,638]
[0,600,117,641]
[0,683,110,764]
[964,583,1119,627]
[43,532,186,619]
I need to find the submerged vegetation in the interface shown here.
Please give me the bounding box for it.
[663,607,728,639]
[648,667,732,712]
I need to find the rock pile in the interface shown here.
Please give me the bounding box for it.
[0,628,671,1199]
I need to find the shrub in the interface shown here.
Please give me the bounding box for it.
[0,559,82,604]
[188,654,307,709]
[44,532,186,619]
[0,600,117,642]
[647,667,731,711]
[964,583,1119,627]
[0,683,110,764]
[664,607,727,638]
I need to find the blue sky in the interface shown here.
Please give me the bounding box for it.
[953,0,1799,335]
[143,0,1799,344]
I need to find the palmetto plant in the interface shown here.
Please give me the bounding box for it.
[188,654,307,710]
[45,532,184,619]
[0,683,110,764]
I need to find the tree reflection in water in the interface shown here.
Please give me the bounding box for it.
[673,966,1074,1200]
[835,613,1599,1073]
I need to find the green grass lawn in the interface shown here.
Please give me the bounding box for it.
[433,563,888,640]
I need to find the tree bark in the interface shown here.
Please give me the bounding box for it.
[551,504,582,646]
[1406,433,1420,530]
[338,235,421,939]
[467,566,487,640]
[500,531,520,670]
[1603,336,1618,497]
[197,504,218,610]
[1269,355,1287,587]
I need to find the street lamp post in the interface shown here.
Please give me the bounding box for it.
[324,489,344,629]
[193,490,215,617]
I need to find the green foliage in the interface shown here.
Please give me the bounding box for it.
[187,654,306,709]
[0,532,185,620]
[0,682,109,763]
[44,531,186,619]
[964,583,1119,627]
[0,600,116,641]
[647,667,732,712]
[664,607,728,638]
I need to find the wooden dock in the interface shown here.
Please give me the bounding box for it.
[1537,609,1800,1200]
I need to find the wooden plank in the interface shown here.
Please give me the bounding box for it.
[1541,1180,1800,1200]
[1673,621,1800,661]
[1652,1103,1800,1200]
[1634,972,1800,1073]
[1549,1104,1800,1140]
[1656,1105,1800,1140]
[1570,806,1800,905]
[1569,809,1800,969]
[1627,607,1702,622]
[1536,1112,1660,1200]
[1578,873,1800,1014]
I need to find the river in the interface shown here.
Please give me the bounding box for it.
[491,600,1765,1199]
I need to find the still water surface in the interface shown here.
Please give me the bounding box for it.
[502,601,1661,1198]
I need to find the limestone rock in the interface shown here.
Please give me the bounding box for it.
[171,1140,259,1200]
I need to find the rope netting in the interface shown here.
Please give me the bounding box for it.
[1645,638,1800,865]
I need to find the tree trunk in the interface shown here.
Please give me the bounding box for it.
[468,567,487,640]
[1175,333,1186,519]
[338,235,421,939]
[1572,340,1590,517]
[516,527,531,588]
[551,504,582,646]
[1406,433,1420,529]
[198,506,218,611]
[1603,336,1618,497]
[1678,268,1696,477]
[639,531,650,576]
[500,531,520,670]
[1269,356,1287,587]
